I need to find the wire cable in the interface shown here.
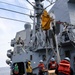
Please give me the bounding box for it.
[0,7,30,16]
[0,16,33,24]
[0,1,33,11]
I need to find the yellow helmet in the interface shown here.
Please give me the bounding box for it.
[28,61,31,65]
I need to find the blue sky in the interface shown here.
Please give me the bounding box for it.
[0,0,54,67]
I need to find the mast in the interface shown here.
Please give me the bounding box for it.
[34,0,44,30]
[33,0,42,45]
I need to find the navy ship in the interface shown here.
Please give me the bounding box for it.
[6,0,75,75]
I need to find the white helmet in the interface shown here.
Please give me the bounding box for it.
[40,60,43,63]
[64,57,70,62]
[51,58,55,61]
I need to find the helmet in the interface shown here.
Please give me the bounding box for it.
[51,58,55,61]
[40,60,43,63]
[64,57,70,62]
[28,61,31,65]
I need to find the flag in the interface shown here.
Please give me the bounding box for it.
[41,10,53,30]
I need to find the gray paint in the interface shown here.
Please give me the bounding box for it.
[49,0,70,23]
[68,3,75,25]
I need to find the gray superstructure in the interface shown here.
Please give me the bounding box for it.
[6,0,75,75]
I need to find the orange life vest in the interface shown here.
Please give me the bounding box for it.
[58,60,70,75]
[50,61,57,69]
[38,63,45,71]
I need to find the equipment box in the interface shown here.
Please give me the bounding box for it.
[48,70,56,75]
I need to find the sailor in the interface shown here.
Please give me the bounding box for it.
[26,61,33,75]
[48,57,58,70]
[16,37,24,46]
[13,64,19,75]
[55,57,73,75]
[38,60,45,75]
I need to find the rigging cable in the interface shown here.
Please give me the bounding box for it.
[0,1,33,11]
[0,1,35,24]
[0,7,30,16]
[0,16,33,24]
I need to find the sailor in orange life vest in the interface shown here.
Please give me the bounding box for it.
[55,57,73,75]
[48,57,58,70]
[38,60,45,75]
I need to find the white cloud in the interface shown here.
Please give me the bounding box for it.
[0,41,11,67]
[0,20,7,31]
[0,51,9,67]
